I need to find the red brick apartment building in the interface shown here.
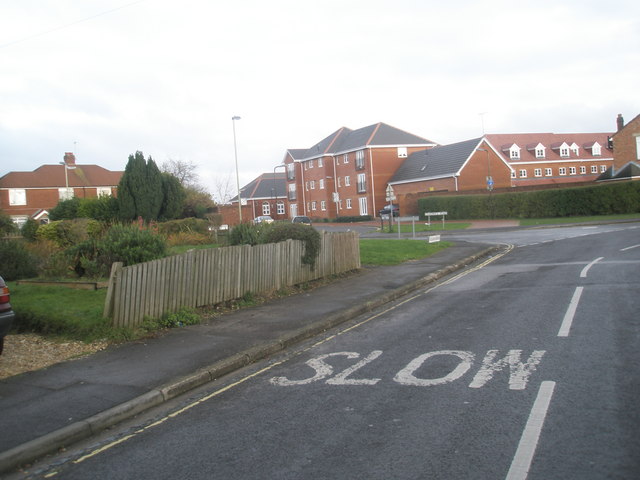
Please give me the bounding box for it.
[0,153,122,225]
[282,123,436,219]
[611,113,640,170]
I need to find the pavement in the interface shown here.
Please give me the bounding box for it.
[0,237,503,475]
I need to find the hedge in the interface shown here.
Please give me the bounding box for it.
[418,182,640,220]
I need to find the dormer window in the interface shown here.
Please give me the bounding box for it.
[509,144,521,160]
[553,142,571,158]
[528,142,546,159]
[397,147,408,158]
[589,142,602,156]
[570,143,580,156]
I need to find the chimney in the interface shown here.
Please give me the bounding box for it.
[616,114,624,132]
[63,152,76,166]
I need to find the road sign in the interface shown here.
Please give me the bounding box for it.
[385,185,396,201]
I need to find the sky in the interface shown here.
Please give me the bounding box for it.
[1,0,639,201]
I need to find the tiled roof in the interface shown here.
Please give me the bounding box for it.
[231,172,286,202]
[389,138,482,184]
[485,133,613,162]
[295,123,436,160]
[0,164,122,188]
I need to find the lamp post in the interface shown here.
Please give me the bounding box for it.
[232,115,242,222]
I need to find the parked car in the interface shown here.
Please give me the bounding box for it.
[379,204,400,217]
[253,215,274,224]
[291,215,312,225]
[0,276,15,356]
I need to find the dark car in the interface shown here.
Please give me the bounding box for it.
[379,204,400,217]
[292,215,312,225]
[0,276,15,355]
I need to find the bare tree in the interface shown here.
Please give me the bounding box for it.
[161,158,199,188]
[212,172,235,204]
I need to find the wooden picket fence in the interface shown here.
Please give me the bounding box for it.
[103,231,360,328]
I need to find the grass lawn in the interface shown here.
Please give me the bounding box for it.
[382,222,470,234]
[359,238,451,265]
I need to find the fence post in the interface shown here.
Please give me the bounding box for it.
[103,261,123,318]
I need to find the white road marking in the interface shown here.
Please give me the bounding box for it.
[505,381,556,480]
[469,350,546,390]
[621,244,640,251]
[580,256,603,278]
[557,286,583,337]
[393,350,474,386]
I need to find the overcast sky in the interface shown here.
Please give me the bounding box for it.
[1,0,638,200]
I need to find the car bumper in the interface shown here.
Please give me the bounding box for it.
[0,309,15,338]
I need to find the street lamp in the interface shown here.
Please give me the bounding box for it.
[232,115,242,222]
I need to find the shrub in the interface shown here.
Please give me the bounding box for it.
[35,219,95,247]
[97,224,167,267]
[228,222,268,246]
[157,218,211,235]
[335,215,373,223]
[49,197,81,220]
[166,232,212,246]
[0,212,18,236]
[263,223,321,267]
[0,239,38,280]
[21,218,40,241]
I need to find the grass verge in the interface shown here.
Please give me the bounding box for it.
[360,239,452,265]
[382,222,470,233]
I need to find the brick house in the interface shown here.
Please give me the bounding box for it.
[388,137,513,213]
[0,153,122,225]
[228,172,288,222]
[484,132,614,186]
[283,123,436,219]
[387,130,614,213]
[611,113,640,171]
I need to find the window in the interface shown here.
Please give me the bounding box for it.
[319,179,325,189]
[559,167,567,175]
[9,189,26,206]
[97,187,112,197]
[636,136,640,160]
[262,202,270,215]
[288,184,297,200]
[519,169,527,178]
[343,154,349,164]
[346,198,352,209]
[309,159,314,168]
[534,168,542,177]
[59,188,74,200]
[344,176,351,186]
[355,150,365,169]
[600,165,607,173]
[337,177,342,187]
[592,143,602,156]
[310,180,315,190]
[318,158,323,167]
[591,165,598,173]
[569,167,576,175]
[287,163,295,180]
[545,168,553,176]
[357,173,366,192]
[560,147,569,158]
[570,143,580,156]
[305,181,308,191]
[580,166,586,174]
[397,147,408,158]
[511,171,517,179]
[311,201,317,211]
[277,201,285,215]
[510,145,521,159]
[535,147,545,159]
[321,201,326,211]
[358,197,368,216]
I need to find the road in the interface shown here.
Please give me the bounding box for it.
[19,223,640,479]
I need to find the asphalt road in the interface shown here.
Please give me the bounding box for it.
[18,223,640,479]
